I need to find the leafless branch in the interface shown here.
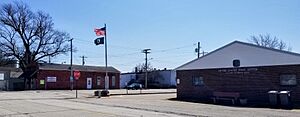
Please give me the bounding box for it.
[248,34,291,51]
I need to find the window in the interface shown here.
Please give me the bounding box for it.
[193,76,204,86]
[112,76,116,87]
[0,73,4,80]
[280,74,297,86]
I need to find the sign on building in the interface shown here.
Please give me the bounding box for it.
[40,80,45,85]
[0,73,4,80]
[74,70,80,80]
[47,77,57,82]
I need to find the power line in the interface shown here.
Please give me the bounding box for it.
[110,45,142,51]
[74,39,142,51]
[112,61,144,67]
[151,43,196,53]
[74,38,197,53]
[151,59,179,64]
[74,38,197,56]
[108,52,140,58]
[152,52,195,59]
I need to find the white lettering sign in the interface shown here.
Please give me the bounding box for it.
[47,77,57,82]
[218,68,258,74]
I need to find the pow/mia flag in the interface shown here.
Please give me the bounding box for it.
[94,37,104,45]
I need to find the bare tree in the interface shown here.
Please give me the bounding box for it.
[0,2,70,89]
[249,34,292,51]
[0,50,17,67]
[0,50,9,66]
[133,62,154,73]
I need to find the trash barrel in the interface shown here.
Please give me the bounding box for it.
[94,90,101,96]
[268,91,279,106]
[101,90,110,96]
[279,91,291,106]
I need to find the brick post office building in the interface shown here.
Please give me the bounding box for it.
[36,63,120,90]
[176,41,300,104]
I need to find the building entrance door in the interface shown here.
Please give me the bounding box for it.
[87,78,92,89]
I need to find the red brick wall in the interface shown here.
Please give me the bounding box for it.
[36,70,120,90]
[177,65,300,103]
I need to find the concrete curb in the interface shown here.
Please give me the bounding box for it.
[86,91,176,98]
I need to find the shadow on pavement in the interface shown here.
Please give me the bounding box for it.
[168,98,300,110]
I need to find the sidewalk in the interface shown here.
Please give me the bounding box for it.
[79,89,177,97]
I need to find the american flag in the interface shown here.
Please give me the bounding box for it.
[94,27,106,36]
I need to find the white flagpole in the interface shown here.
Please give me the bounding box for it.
[104,23,109,91]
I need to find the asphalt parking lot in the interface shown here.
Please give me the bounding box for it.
[0,89,299,117]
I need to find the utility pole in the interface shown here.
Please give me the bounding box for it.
[48,55,51,63]
[47,52,51,63]
[80,56,87,66]
[69,38,74,90]
[197,42,200,58]
[142,49,151,89]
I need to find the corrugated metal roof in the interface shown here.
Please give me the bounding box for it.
[39,63,120,73]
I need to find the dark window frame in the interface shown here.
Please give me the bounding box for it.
[112,76,116,87]
[280,74,297,86]
[192,76,204,86]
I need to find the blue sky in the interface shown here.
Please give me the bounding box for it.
[2,0,300,72]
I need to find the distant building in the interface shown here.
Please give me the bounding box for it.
[36,63,120,90]
[120,73,136,88]
[147,70,176,88]
[120,69,176,88]
[176,41,300,104]
[0,67,23,91]
[0,60,18,68]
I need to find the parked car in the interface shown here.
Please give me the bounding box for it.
[126,83,142,90]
